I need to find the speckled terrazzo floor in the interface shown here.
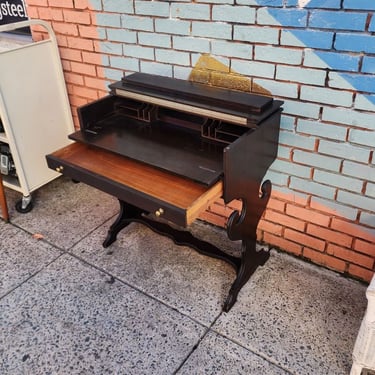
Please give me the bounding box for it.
[0,176,369,374]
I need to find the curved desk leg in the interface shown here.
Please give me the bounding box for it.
[224,180,272,312]
[223,238,270,312]
[103,200,145,248]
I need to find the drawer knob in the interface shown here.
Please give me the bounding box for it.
[155,208,164,217]
[56,166,64,173]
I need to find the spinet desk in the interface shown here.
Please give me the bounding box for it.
[46,73,283,311]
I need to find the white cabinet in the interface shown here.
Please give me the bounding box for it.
[0,20,74,212]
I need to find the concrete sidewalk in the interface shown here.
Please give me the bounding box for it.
[0,176,368,374]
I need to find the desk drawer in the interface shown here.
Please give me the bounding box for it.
[46,142,223,227]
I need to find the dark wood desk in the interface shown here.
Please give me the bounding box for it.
[47,73,282,311]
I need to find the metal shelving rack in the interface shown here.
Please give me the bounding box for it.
[0,20,74,212]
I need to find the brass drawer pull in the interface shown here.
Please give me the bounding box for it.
[155,208,164,217]
[56,166,64,173]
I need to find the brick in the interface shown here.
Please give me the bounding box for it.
[327,244,374,269]
[156,49,190,65]
[343,0,375,10]
[359,212,375,228]
[362,56,375,74]
[253,0,282,5]
[310,196,358,221]
[280,116,295,131]
[276,66,326,86]
[212,5,255,24]
[293,149,341,172]
[313,170,363,193]
[104,67,124,81]
[270,159,311,179]
[331,218,375,243]
[88,0,102,10]
[264,210,305,231]
[337,191,375,212]
[207,201,234,218]
[370,16,375,32]
[192,21,232,39]
[278,131,315,150]
[84,75,106,91]
[319,140,370,163]
[286,204,330,227]
[282,100,320,119]
[349,129,375,148]
[232,60,275,79]
[298,0,341,8]
[67,37,94,51]
[70,61,96,76]
[103,0,133,12]
[173,36,209,53]
[155,19,190,36]
[63,9,91,24]
[73,0,91,10]
[281,29,333,49]
[109,56,139,71]
[199,210,227,228]
[366,183,375,198]
[264,170,288,186]
[257,8,307,27]
[79,25,103,39]
[342,160,375,182]
[48,0,73,7]
[263,232,303,256]
[285,228,326,252]
[304,50,360,72]
[107,29,137,43]
[59,47,82,62]
[308,224,352,247]
[139,32,171,48]
[212,41,252,59]
[258,219,283,236]
[296,119,347,142]
[272,187,309,206]
[234,25,279,44]
[27,0,47,5]
[267,197,286,213]
[348,264,374,283]
[98,41,122,55]
[171,3,209,20]
[71,85,98,100]
[255,46,302,65]
[354,238,375,258]
[253,78,298,98]
[300,86,352,107]
[322,107,374,130]
[290,176,336,200]
[125,45,154,60]
[309,10,367,31]
[140,61,172,77]
[274,144,291,161]
[335,33,375,53]
[95,13,121,27]
[136,0,169,17]
[330,72,375,94]
[52,22,78,36]
[354,94,375,111]
[121,15,153,31]
[64,72,84,86]
[303,248,347,273]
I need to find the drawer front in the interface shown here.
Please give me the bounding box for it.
[46,143,223,227]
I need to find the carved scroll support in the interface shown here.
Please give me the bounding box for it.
[223,180,272,312]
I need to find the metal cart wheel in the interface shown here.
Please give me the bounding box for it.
[15,195,33,213]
